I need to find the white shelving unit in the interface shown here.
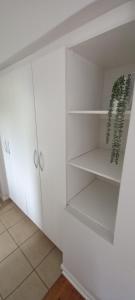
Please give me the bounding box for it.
[68,110,130,115]
[67,179,119,243]
[66,38,133,243]
[69,148,123,183]
[68,110,107,114]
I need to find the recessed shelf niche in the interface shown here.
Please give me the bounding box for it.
[66,21,135,243]
[67,166,119,243]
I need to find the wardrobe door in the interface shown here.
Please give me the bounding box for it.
[0,73,16,201]
[0,64,43,228]
[32,48,66,249]
[9,64,43,226]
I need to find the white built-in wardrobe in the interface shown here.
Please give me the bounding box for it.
[1,9,135,299]
[0,48,66,250]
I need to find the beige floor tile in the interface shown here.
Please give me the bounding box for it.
[0,221,5,235]
[21,231,54,268]
[0,249,32,298]
[0,207,24,229]
[6,272,48,300]
[9,217,38,245]
[0,200,15,216]
[0,231,17,262]
[36,248,62,288]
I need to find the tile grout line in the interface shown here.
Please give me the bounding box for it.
[18,240,56,290]
[0,202,50,298]
[1,220,53,268]
[0,211,33,231]
[6,229,51,293]
[0,287,3,300]
[0,205,15,217]
[1,229,36,300]
[0,204,20,217]
[4,270,34,300]
[0,202,62,298]
[7,223,53,290]
[33,245,62,291]
[32,245,57,290]
[0,210,25,231]
[34,269,49,290]
[0,225,19,300]
[7,224,39,247]
[0,246,19,265]
[1,227,60,293]
[0,202,40,232]
[0,218,8,236]
[0,230,6,237]
[0,202,50,292]
[0,217,24,232]
[33,245,56,270]
[18,243,49,290]
[0,228,19,265]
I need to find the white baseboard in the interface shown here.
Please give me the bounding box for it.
[61,264,96,300]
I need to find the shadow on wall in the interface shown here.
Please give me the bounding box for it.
[0,137,9,201]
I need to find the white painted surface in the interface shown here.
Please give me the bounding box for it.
[69,149,123,183]
[68,178,119,242]
[67,50,103,110]
[0,2,134,299]
[68,110,130,115]
[62,210,135,300]
[0,48,66,246]
[0,0,128,70]
[0,0,97,65]
[32,48,66,249]
[67,114,99,160]
[0,64,42,222]
[67,165,95,201]
[62,264,95,300]
[68,114,129,161]
[114,82,135,270]
[63,7,135,300]
[73,21,135,68]
[0,73,18,202]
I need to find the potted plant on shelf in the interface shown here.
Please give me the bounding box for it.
[106,73,133,165]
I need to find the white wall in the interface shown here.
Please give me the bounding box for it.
[0,0,96,65]
[0,0,128,69]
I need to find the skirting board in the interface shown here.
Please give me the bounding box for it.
[61,264,96,300]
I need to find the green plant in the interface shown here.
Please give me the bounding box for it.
[106,74,132,165]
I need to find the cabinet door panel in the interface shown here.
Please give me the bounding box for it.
[0,64,42,227]
[0,74,16,201]
[9,65,42,224]
[32,49,66,249]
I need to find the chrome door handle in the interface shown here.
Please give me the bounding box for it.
[33,149,38,168]
[39,151,44,171]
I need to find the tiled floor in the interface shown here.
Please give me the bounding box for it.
[0,199,62,300]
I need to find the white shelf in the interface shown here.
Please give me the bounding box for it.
[68,110,107,114]
[67,179,119,243]
[68,110,130,116]
[68,148,123,183]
